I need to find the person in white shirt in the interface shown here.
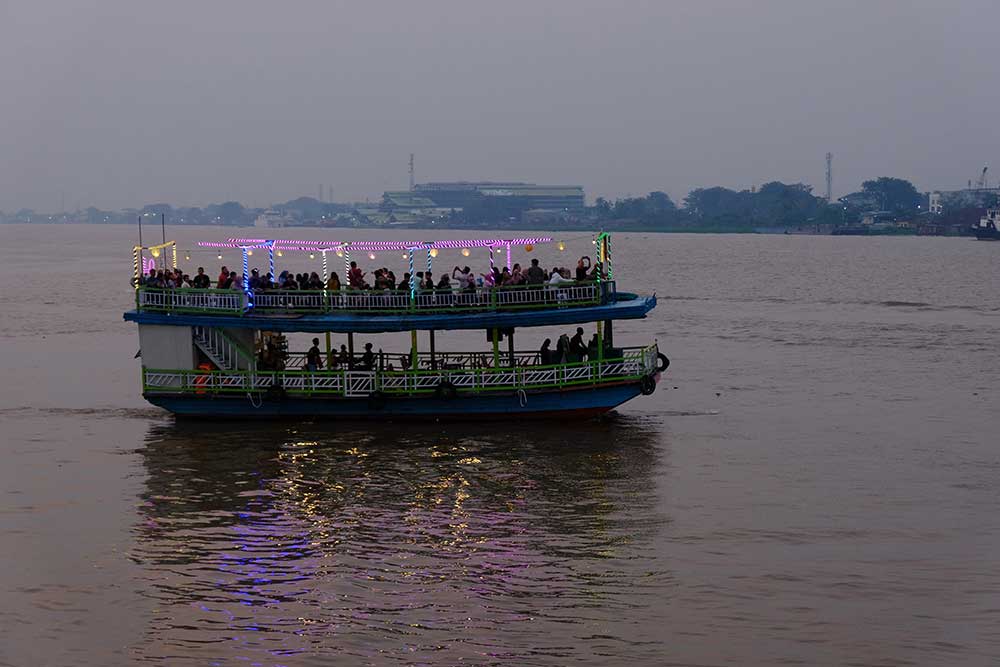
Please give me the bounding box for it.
[452,266,474,292]
[548,268,573,285]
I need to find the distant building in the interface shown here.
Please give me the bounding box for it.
[929,192,942,215]
[255,210,292,228]
[383,181,586,218]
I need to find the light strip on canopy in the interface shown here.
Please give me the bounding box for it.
[197,241,272,250]
[226,237,553,251]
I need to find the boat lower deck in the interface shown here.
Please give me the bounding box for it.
[145,380,650,420]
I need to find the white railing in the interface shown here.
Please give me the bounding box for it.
[135,281,613,315]
[143,344,659,397]
[282,346,640,372]
[252,290,327,312]
[138,288,245,313]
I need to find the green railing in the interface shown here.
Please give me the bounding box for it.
[135,281,615,316]
[142,344,658,398]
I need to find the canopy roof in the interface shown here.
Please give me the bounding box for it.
[194,237,554,252]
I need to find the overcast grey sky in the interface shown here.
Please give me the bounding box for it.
[2,0,999,211]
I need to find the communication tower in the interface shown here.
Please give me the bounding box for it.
[976,165,988,190]
[825,152,833,202]
[409,153,415,191]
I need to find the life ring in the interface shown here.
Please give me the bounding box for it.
[368,390,387,411]
[194,362,212,395]
[656,353,670,372]
[639,374,657,396]
[435,380,458,400]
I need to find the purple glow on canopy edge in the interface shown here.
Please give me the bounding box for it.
[226,237,553,251]
[198,241,272,249]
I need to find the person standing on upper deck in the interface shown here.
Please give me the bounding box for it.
[452,266,474,292]
[193,267,210,288]
[526,259,546,285]
[348,261,365,289]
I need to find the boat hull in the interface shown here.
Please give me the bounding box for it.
[975,228,1000,240]
[143,381,651,420]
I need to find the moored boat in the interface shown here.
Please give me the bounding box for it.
[124,234,665,420]
[973,208,1000,240]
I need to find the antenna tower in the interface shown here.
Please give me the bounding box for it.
[409,153,415,191]
[825,152,833,202]
[976,165,988,190]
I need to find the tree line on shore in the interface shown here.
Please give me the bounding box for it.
[4,177,993,231]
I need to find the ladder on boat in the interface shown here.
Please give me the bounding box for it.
[192,326,254,371]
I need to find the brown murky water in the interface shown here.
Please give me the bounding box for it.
[1,224,998,665]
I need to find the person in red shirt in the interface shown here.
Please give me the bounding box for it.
[216,266,229,289]
[347,261,366,289]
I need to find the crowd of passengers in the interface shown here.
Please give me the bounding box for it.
[138,256,605,292]
[261,326,618,373]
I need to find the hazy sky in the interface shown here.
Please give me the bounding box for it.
[2,0,999,211]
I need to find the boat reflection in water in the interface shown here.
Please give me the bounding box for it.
[131,417,668,664]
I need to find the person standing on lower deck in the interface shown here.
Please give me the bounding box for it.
[306,338,322,372]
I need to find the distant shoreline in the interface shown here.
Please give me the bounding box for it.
[0,220,974,237]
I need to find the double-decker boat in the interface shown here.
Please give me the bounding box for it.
[124,234,665,419]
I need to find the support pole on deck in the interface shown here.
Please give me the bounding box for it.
[507,328,515,367]
[429,330,436,370]
[492,327,500,368]
[408,250,416,302]
[132,246,140,290]
[347,332,355,370]
[410,330,418,371]
[241,248,252,308]
[596,321,603,362]
[325,332,332,369]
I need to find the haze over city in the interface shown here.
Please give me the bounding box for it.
[3,0,1000,211]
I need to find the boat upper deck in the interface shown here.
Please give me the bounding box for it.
[126,233,655,331]
[124,289,656,333]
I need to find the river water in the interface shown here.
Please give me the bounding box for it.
[1,224,998,665]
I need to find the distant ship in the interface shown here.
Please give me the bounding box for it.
[973,208,1000,240]
[831,225,870,236]
[254,210,292,228]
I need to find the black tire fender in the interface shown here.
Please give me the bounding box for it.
[435,380,458,400]
[368,390,387,410]
[656,353,670,372]
[640,374,657,396]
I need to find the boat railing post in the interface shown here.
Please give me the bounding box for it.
[429,330,436,370]
[491,328,500,368]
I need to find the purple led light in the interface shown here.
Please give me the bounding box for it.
[197,241,272,249]
[211,237,554,252]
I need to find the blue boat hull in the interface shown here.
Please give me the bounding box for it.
[144,382,650,420]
